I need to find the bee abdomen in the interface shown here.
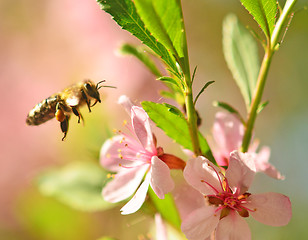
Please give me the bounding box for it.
[26,95,60,125]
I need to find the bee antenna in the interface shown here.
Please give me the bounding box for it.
[96,80,106,90]
[96,80,116,90]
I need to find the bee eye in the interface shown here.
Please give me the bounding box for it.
[85,83,92,91]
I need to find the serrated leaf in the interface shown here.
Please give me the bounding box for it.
[240,0,277,37]
[97,0,178,75]
[142,101,214,162]
[37,162,115,212]
[148,188,181,230]
[134,0,184,61]
[223,14,260,109]
[120,43,162,77]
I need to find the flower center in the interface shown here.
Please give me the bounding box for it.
[201,163,254,219]
[207,192,251,218]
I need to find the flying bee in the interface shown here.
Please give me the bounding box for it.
[26,80,114,140]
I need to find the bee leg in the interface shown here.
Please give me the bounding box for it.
[72,107,83,124]
[81,89,92,113]
[90,99,98,107]
[55,103,66,122]
[60,116,70,141]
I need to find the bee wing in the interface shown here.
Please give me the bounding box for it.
[66,95,80,106]
[62,85,83,107]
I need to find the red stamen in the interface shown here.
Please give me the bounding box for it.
[206,163,224,192]
[201,180,220,194]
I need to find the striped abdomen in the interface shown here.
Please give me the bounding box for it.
[26,95,60,125]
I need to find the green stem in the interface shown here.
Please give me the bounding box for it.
[241,48,273,152]
[271,0,298,50]
[178,0,191,78]
[185,84,201,156]
[178,0,201,156]
[241,0,297,152]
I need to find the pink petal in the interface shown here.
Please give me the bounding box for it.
[215,211,251,240]
[155,214,168,240]
[254,147,285,180]
[173,179,205,220]
[100,135,139,172]
[182,148,195,158]
[212,112,244,160]
[102,164,148,203]
[226,151,256,194]
[131,106,156,153]
[181,206,220,240]
[120,172,151,215]
[184,157,223,195]
[245,192,292,226]
[118,95,134,114]
[261,163,285,180]
[150,156,174,199]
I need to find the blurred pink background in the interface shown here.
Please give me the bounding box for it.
[1,0,162,236]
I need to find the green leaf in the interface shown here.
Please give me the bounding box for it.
[240,0,277,37]
[97,0,178,74]
[257,100,269,114]
[134,0,184,60]
[157,76,181,88]
[160,90,176,100]
[191,66,198,84]
[163,103,185,117]
[120,43,162,77]
[194,80,215,105]
[142,101,215,162]
[223,14,260,109]
[37,162,115,212]
[148,188,181,230]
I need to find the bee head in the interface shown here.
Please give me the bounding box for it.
[83,80,102,103]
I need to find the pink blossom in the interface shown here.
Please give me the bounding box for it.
[100,96,184,214]
[181,151,292,240]
[155,214,168,240]
[211,111,284,179]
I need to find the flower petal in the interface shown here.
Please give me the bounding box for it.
[102,164,148,203]
[184,157,222,196]
[100,135,140,172]
[120,172,151,215]
[226,151,256,194]
[212,112,244,165]
[131,106,156,153]
[181,206,220,240]
[118,95,134,114]
[245,192,292,226]
[215,211,251,240]
[155,214,168,240]
[150,156,174,199]
[173,179,205,221]
[253,147,285,180]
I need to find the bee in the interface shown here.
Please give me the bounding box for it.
[26,80,113,140]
